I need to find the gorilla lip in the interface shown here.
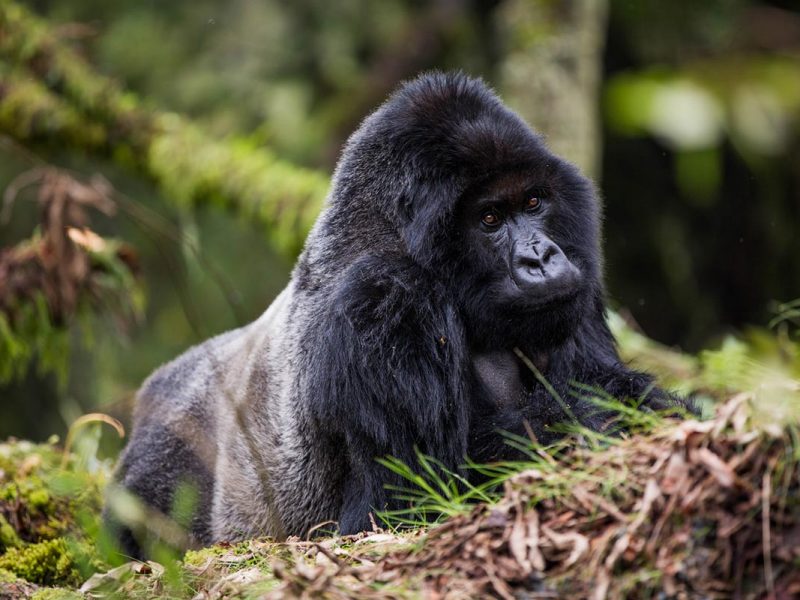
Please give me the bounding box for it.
[505,269,583,306]
[523,289,580,313]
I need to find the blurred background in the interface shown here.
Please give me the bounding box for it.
[0,0,798,443]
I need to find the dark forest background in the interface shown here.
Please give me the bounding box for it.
[1,0,799,441]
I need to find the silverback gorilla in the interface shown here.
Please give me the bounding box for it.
[109,72,680,557]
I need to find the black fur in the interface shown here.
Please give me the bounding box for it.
[108,72,680,557]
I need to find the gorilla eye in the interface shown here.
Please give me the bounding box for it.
[480,210,502,227]
[526,195,544,211]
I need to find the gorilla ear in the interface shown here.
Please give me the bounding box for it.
[398,179,459,268]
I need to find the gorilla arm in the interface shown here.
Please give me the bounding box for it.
[468,297,685,462]
[303,255,471,533]
[565,303,684,417]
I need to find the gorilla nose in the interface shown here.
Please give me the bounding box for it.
[512,240,580,296]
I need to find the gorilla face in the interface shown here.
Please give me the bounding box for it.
[461,175,582,302]
[451,167,595,351]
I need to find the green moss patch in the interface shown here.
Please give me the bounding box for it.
[0,438,109,593]
[0,539,82,587]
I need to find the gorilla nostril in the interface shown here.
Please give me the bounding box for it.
[512,237,577,290]
[541,243,559,264]
[517,254,543,271]
[517,241,561,272]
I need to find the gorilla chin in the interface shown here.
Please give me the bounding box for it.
[469,286,590,352]
[514,265,587,341]
[107,71,685,559]
[522,292,589,348]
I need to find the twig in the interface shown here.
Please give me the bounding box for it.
[762,468,775,599]
[61,412,125,468]
[1,167,45,223]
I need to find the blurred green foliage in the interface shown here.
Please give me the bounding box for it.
[0,0,798,440]
[603,0,800,348]
[0,1,329,256]
[0,295,70,387]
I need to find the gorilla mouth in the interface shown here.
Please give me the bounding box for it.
[500,275,583,314]
[523,289,581,314]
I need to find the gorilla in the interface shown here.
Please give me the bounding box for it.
[108,72,679,557]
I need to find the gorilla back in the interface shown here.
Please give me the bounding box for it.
[109,72,678,557]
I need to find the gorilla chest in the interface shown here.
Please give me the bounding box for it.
[471,349,549,409]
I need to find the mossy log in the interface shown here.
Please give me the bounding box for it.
[0,0,328,257]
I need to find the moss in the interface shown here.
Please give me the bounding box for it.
[184,538,266,566]
[0,567,18,583]
[0,515,20,550]
[0,539,82,587]
[27,489,50,510]
[0,440,106,548]
[183,539,286,573]
[182,544,231,568]
[0,479,65,543]
[0,439,110,592]
[30,589,84,600]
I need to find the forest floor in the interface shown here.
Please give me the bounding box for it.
[1,316,799,599]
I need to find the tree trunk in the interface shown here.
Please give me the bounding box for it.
[497,0,608,179]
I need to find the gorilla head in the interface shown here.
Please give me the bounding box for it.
[110,72,681,557]
[321,73,601,350]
